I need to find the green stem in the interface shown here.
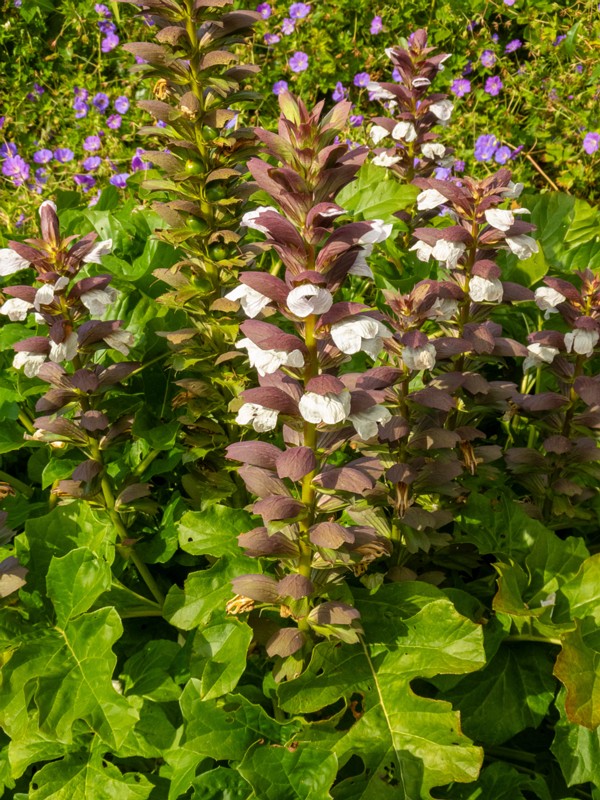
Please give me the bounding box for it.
[504,634,561,646]
[133,448,161,477]
[0,470,34,497]
[119,608,164,619]
[18,410,34,434]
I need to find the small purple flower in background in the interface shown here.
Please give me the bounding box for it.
[114,96,129,114]
[485,76,503,96]
[74,174,97,192]
[256,2,271,18]
[491,33,499,43]
[73,98,89,118]
[89,191,101,207]
[224,111,239,130]
[505,39,522,53]
[273,80,289,95]
[450,78,471,98]
[83,135,102,152]
[480,49,496,68]
[434,167,452,180]
[2,156,30,186]
[107,114,122,130]
[474,134,499,161]
[101,32,119,52]
[583,132,600,155]
[35,167,47,183]
[392,66,401,82]
[264,33,280,44]
[463,60,473,76]
[110,173,130,188]
[553,34,566,46]
[548,88,558,101]
[135,56,147,65]
[0,117,4,130]
[575,64,583,74]
[156,120,167,128]
[74,87,89,100]
[504,0,516,4]
[27,83,45,101]
[494,145,512,164]
[511,145,524,159]
[466,19,479,32]
[33,149,53,164]
[83,156,102,171]
[94,2,111,15]
[288,51,308,73]
[281,17,295,35]
[15,213,25,228]
[453,159,465,172]
[98,19,115,35]
[332,82,347,101]
[349,114,364,127]
[289,2,311,19]
[0,143,18,158]
[93,93,110,112]
[353,72,370,88]
[13,0,22,7]
[54,148,74,163]
[131,148,150,171]
[370,15,383,34]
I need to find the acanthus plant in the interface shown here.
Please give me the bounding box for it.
[224,93,397,675]
[0,201,164,609]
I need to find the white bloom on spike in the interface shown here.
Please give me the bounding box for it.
[372,153,401,168]
[534,287,565,318]
[331,317,392,358]
[402,344,436,371]
[0,298,33,321]
[412,77,431,88]
[431,239,466,268]
[425,297,459,321]
[502,181,524,199]
[348,247,374,278]
[236,403,279,432]
[39,200,57,216]
[505,234,539,260]
[13,351,46,378]
[429,100,454,121]
[359,220,393,245]
[523,343,559,372]
[104,330,135,356]
[80,286,118,316]
[385,48,395,59]
[370,125,389,144]
[241,206,278,234]
[392,121,417,142]
[224,284,271,318]
[287,285,333,317]
[421,143,446,160]
[367,82,395,101]
[236,338,305,376]
[409,240,433,262]
[49,332,78,363]
[416,188,447,211]
[34,277,69,311]
[349,404,392,440]
[564,329,599,357]
[0,248,30,277]
[469,276,504,303]
[485,208,529,232]
[83,239,113,264]
[299,390,351,425]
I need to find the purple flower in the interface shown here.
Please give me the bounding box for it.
[553,34,566,46]
[33,149,53,164]
[450,78,471,98]
[0,143,18,158]
[504,0,515,4]
[289,2,310,19]
[281,17,295,35]
[583,132,600,155]
[83,135,102,152]
[273,80,289,95]
[288,51,308,73]
[35,167,47,182]
[109,173,130,188]
[462,60,473,76]
[370,15,383,34]
[98,19,116,34]
[494,145,511,164]
[74,86,89,100]
[505,39,522,53]
[575,64,583,74]
[93,92,110,112]
[349,114,364,127]
[101,33,119,52]
[2,155,30,186]
[157,120,167,128]
[73,98,89,118]
[83,156,102,171]
[264,32,280,44]
[332,82,347,101]
[107,114,122,129]
[256,2,271,18]
[114,96,129,114]
[131,148,150,172]
[353,72,370,88]
[392,66,401,82]
[511,145,524,159]
[491,33,499,43]
[474,134,498,161]
[434,167,452,180]
[15,213,25,228]
[485,76,503,96]
[480,49,496,68]
[54,148,74,163]
[0,117,4,130]
[453,159,465,172]
[74,174,97,192]
[94,3,111,15]
[466,19,479,32]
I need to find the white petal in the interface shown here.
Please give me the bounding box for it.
[421,143,446,160]
[49,332,79,363]
[0,298,34,321]
[236,403,278,432]
[104,330,134,356]
[564,330,599,356]
[505,234,538,260]
[469,276,504,303]
[412,77,431,88]
[391,121,417,142]
[372,153,400,168]
[367,82,395,101]
[370,125,389,144]
[13,351,46,378]
[431,239,465,268]
[236,339,305,376]
[534,287,565,312]
[429,100,453,121]
[241,206,279,234]
[0,249,30,277]
[39,200,57,217]
[83,239,113,264]
[224,284,270,318]
[409,240,433,262]
[298,390,351,425]
[331,317,390,357]
[358,220,393,245]
[348,247,374,278]
[402,344,436,371]
[80,287,118,316]
[416,188,447,211]
[484,208,515,232]
[287,285,333,317]
[425,298,458,321]
[349,405,392,440]
[34,284,56,310]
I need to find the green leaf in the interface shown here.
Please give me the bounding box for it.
[558,553,600,624]
[190,616,253,700]
[191,767,253,800]
[552,688,600,786]
[41,459,81,490]
[445,762,552,800]
[46,548,112,627]
[121,640,182,703]
[178,505,254,557]
[0,424,26,455]
[554,617,600,729]
[239,742,338,800]
[132,408,180,450]
[336,163,419,223]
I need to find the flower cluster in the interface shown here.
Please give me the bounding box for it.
[94,3,120,53]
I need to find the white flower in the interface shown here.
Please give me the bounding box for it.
[0,249,30,277]
[299,390,351,425]
[104,330,134,356]
[431,239,466,268]
[523,343,559,371]
[236,338,305,376]
[469,276,504,303]
[39,200,57,216]
[416,188,447,211]
[391,121,417,142]
[502,181,524,199]
[34,278,69,311]
[372,153,401,168]
[484,208,529,232]
[534,287,565,318]
[348,247,374,278]
[370,125,389,144]
[564,329,599,357]
[358,220,393,245]
[429,100,453,121]
[49,332,78,363]
[421,143,446,160]
[236,403,279,432]
[402,344,436,371]
[241,206,278,234]
[367,82,395,101]
[425,298,459,321]
[80,286,118,316]
[349,405,392,440]
[224,284,270,318]
[331,317,392,358]
[412,77,431,88]
[13,351,46,378]
[1,298,34,321]
[83,239,113,264]
[505,234,539,260]
[409,240,433,262]
[287,285,333,317]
